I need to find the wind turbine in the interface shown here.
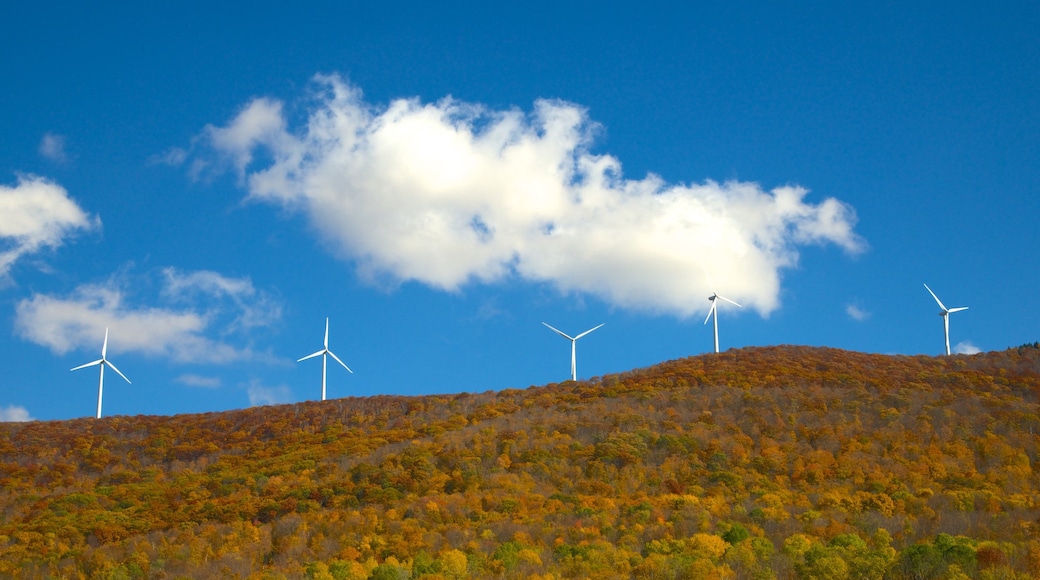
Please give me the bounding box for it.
[71,328,131,419]
[924,283,969,356]
[704,292,741,353]
[542,322,604,382]
[298,317,352,401]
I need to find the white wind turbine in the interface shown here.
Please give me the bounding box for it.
[298,317,352,401]
[71,328,131,419]
[542,322,604,382]
[704,292,741,353]
[924,283,969,356]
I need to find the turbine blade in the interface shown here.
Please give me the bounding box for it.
[702,267,716,291]
[542,322,574,341]
[574,323,605,340]
[923,283,948,312]
[106,360,132,384]
[948,307,969,313]
[704,301,717,325]
[716,294,742,307]
[324,317,329,348]
[101,328,109,358]
[71,359,104,372]
[298,349,325,362]
[328,350,353,373]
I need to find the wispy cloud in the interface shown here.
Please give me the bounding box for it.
[150,147,188,166]
[0,175,100,279]
[246,380,293,406]
[39,133,69,163]
[15,267,282,364]
[193,75,865,318]
[175,374,222,388]
[846,304,870,321]
[0,405,33,422]
[160,267,282,331]
[474,298,509,322]
[954,341,981,355]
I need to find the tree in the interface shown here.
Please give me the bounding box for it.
[440,549,467,579]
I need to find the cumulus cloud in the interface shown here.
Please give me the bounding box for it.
[199,75,864,317]
[0,175,99,279]
[846,304,870,321]
[954,341,981,355]
[0,405,33,422]
[39,133,68,163]
[246,380,293,406]
[15,267,281,363]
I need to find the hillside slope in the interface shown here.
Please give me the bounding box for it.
[2,345,1040,579]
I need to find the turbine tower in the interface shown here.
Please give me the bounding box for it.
[298,317,352,401]
[542,322,604,381]
[71,328,131,419]
[924,283,969,356]
[704,292,741,353]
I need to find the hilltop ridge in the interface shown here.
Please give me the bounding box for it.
[3,344,1040,578]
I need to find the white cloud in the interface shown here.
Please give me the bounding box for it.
[199,75,864,317]
[39,133,68,163]
[0,405,33,422]
[954,341,981,355]
[160,267,282,331]
[0,175,99,279]
[151,147,188,166]
[14,267,281,364]
[846,304,870,321]
[246,380,293,406]
[205,98,286,177]
[175,374,222,388]
[475,299,508,321]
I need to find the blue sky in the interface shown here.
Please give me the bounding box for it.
[2,2,1038,421]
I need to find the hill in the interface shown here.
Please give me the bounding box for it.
[2,345,1040,579]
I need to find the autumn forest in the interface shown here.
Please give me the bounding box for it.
[3,344,1040,579]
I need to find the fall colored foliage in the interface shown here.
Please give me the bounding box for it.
[2,344,1040,579]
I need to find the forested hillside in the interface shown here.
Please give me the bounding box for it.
[3,345,1040,579]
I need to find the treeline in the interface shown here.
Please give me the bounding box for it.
[2,345,1040,578]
